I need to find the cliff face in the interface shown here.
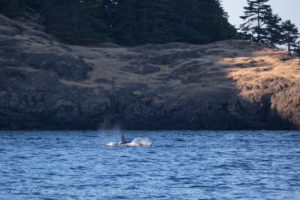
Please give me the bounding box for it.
[1,14,300,130]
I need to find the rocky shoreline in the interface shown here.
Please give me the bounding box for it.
[1,14,300,130]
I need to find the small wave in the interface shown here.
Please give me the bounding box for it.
[127,137,152,146]
[106,137,151,146]
[106,142,116,146]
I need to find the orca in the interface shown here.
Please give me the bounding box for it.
[118,133,129,145]
[106,133,151,146]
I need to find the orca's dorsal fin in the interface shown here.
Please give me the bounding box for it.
[122,133,126,143]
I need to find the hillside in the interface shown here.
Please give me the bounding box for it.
[1,14,300,130]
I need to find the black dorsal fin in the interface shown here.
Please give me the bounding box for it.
[122,133,126,143]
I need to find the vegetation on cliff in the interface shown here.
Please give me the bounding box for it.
[0,0,237,45]
[240,0,300,54]
[1,0,298,54]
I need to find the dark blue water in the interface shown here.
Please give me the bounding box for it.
[1,131,300,200]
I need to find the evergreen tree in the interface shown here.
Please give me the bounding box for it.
[41,0,109,44]
[170,0,205,43]
[0,0,24,18]
[281,20,299,54]
[109,0,172,45]
[110,0,137,45]
[19,0,43,11]
[264,7,282,47]
[200,0,236,42]
[0,0,237,46]
[170,0,236,44]
[135,0,172,44]
[240,0,270,43]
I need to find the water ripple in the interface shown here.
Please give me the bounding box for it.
[0,130,300,199]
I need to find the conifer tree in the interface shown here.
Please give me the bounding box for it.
[281,20,299,54]
[264,7,282,47]
[170,0,206,43]
[135,0,171,44]
[201,0,236,42]
[41,0,108,44]
[170,0,236,44]
[19,0,42,11]
[0,0,24,18]
[0,0,237,45]
[240,0,270,43]
[110,0,137,45]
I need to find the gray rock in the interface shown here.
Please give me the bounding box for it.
[20,52,92,80]
[120,65,160,75]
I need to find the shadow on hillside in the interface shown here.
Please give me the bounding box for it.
[99,40,297,130]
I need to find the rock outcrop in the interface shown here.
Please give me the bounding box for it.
[1,14,300,130]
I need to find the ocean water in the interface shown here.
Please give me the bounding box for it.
[0,130,300,200]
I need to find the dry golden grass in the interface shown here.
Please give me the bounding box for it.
[11,25,299,97]
[55,40,300,102]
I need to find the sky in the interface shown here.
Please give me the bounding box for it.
[221,0,300,30]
